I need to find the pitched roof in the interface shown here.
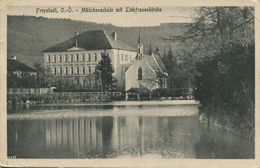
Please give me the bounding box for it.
[143,53,167,74]
[43,30,136,52]
[8,59,36,72]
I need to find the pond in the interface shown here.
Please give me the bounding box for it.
[7,101,254,159]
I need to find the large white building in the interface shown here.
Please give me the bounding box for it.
[43,30,137,90]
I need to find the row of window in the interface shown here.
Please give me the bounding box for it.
[52,66,97,75]
[121,54,132,62]
[47,53,133,63]
[46,53,99,63]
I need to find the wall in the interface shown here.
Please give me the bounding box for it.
[125,58,159,91]
[44,49,137,90]
[8,88,53,95]
[110,49,137,90]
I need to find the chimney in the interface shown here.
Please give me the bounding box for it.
[10,55,16,60]
[111,32,117,42]
[75,32,79,47]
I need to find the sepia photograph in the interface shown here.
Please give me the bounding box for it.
[0,0,259,167]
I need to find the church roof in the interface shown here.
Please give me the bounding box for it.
[43,30,136,52]
[143,54,167,74]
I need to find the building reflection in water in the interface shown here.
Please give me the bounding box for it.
[45,117,104,158]
[42,114,200,158]
[8,105,254,159]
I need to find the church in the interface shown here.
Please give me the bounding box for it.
[43,29,167,91]
[125,34,168,92]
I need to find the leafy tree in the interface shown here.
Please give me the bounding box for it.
[162,48,174,88]
[7,72,18,88]
[171,7,254,57]
[147,44,153,55]
[163,47,174,71]
[194,44,254,136]
[34,62,47,87]
[171,7,254,140]
[154,46,160,55]
[7,71,37,88]
[161,46,196,92]
[43,66,55,87]
[96,52,115,91]
[19,73,37,87]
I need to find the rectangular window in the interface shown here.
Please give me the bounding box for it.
[76,54,79,62]
[76,67,79,74]
[71,54,73,62]
[53,67,56,75]
[121,54,124,62]
[53,55,56,63]
[60,67,62,75]
[82,54,85,61]
[71,67,74,74]
[82,67,85,74]
[59,55,62,62]
[94,53,97,62]
[89,66,91,74]
[65,67,68,74]
[65,55,68,62]
[47,55,51,63]
[88,54,91,62]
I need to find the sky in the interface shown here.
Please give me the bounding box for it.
[7,6,197,27]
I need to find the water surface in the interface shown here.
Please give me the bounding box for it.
[7,102,254,159]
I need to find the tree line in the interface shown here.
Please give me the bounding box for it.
[155,7,254,141]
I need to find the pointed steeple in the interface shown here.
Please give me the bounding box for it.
[138,29,141,45]
[136,29,144,59]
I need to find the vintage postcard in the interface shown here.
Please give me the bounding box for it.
[0,0,259,167]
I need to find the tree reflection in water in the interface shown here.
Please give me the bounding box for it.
[7,105,254,159]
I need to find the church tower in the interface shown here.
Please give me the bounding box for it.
[136,30,144,60]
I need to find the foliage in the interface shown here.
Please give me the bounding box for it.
[154,46,160,55]
[177,7,255,139]
[7,72,37,88]
[96,52,115,91]
[148,44,153,55]
[152,88,170,97]
[7,61,49,88]
[141,69,168,90]
[34,62,49,87]
[194,44,254,119]
[161,46,197,91]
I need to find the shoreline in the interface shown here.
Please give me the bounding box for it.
[35,100,200,107]
[8,101,199,120]
[199,113,254,143]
